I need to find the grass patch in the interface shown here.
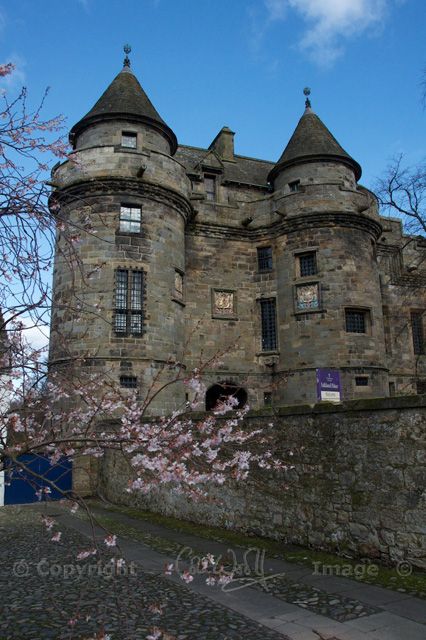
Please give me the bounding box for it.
[85,499,426,599]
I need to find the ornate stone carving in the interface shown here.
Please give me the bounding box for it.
[174,271,183,299]
[296,283,319,310]
[213,290,235,315]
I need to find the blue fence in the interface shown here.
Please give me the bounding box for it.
[4,455,72,504]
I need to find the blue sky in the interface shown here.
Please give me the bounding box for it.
[1,0,424,188]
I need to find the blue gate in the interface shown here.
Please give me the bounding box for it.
[4,455,72,504]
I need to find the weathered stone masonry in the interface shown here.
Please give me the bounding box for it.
[48,58,426,410]
[100,396,426,569]
[48,57,426,565]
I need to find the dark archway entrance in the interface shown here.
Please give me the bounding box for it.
[205,382,248,411]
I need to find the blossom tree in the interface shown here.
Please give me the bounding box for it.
[0,60,288,505]
[0,62,295,640]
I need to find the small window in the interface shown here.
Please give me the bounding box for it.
[345,309,367,334]
[204,175,216,202]
[119,205,141,233]
[114,269,143,335]
[257,246,273,272]
[355,376,369,387]
[264,391,272,406]
[389,381,396,396]
[411,312,424,355]
[120,375,138,389]
[289,180,300,193]
[417,380,426,394]
[260,298,277,351]
[298,252,317,277]
[122,132,137,148]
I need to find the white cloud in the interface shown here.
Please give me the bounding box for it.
[22,323,50,352]
[265,0,288,21]
[260,0,390,66]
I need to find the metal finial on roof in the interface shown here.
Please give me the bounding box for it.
[123,44,132,68]
[303,87,311,109]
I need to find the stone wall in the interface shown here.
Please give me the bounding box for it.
[99,396,426,569]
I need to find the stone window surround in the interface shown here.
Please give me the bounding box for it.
[355,376,370,387]
[298,252,318,278]
[119,375,138,389]
[292,246,320,279]
[118,203,142,235]
[410,309,425,355]
[259,297,278,353]
[211,288,238,320]
[113,267,145,336]
[204,174,217,202]
[121,130,138,149]
[263,391,272,405]
[344,307,372,335]
[201,166,223,204]
[288,179,300,193]
[257,245,273,273]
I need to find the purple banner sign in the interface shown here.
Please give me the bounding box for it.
[316,369,341,403]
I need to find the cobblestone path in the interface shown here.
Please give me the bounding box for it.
[0,506,287,640]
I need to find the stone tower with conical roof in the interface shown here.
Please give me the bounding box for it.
[49,60,426,409]
[49,52,191,413]
[265,98,387,401]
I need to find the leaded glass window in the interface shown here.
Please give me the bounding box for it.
[114,269,143,335]
[257,246,273,272]
[119,205,141,233]
[121,132,137,148]
[345,309,367,333]
[204,175,216,201]
[120,375,138,388]
[260,298,277,351]
[298,252,317,277]
[411,312,424,355]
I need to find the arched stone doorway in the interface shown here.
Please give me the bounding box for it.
[205,382,248,411]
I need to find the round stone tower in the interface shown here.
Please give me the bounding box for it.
[49,51,191,414]
[268,95,387,402]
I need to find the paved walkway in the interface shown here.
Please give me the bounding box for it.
[1,504,425,640]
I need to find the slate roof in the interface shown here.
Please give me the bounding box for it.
[175,145,274,188]
[69,67,177,153]
[268,107,362,182]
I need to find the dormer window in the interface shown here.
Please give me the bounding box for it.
[289,180,300,193]
[204,175,216,202]
[121,131,137,148]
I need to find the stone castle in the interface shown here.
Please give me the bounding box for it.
[48,54,426,412]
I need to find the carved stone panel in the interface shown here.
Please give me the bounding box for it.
[174,270,183,299]
[296,283,319,310]
[212,289,237,318]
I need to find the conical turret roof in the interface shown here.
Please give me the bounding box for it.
[69,67,177,153]
[268,106,361,183]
